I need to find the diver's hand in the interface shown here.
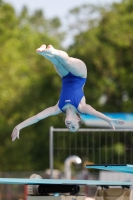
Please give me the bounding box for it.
[109,119,125,130]
[11,127,20,141]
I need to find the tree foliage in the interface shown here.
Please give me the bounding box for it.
[68,0,133,112]
[0,0,64,171]
[0,0,133,171]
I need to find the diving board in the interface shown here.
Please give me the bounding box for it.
[0,178,131,197]
[86,164,133,174]
[0,178,131,186]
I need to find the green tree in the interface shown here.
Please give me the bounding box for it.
[0,0,133,172]
[68,0,133,112]
[64,0,133,167]
[0,0,64,171]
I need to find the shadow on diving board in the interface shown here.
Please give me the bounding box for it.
[86,164,133,174]
[0,178,132,187]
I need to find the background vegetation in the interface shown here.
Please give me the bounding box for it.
[0,0,133,171]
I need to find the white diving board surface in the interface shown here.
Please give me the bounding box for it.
[86,164,133,174]
[0,178,131,186]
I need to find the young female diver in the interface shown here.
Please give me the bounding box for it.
[11,44,124,141]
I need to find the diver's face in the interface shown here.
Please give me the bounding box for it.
[65,117,80,132]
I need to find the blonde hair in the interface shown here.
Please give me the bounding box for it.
[63,113,83,132]
[76,113,83,131]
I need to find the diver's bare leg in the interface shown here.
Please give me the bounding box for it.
[36,44,68,77]
[45,45,87,78]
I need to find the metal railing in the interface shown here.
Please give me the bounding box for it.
[49,127,133,178]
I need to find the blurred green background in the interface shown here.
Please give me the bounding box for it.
[0,0,133,171]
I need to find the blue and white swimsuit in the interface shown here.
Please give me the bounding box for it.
[58,72,87,112]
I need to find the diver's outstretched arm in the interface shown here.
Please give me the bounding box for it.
[11,103,61,141]
[80,104,124,130]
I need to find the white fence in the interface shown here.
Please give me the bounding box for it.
[49,127,133,178]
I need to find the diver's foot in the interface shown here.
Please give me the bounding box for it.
[36,44,46,53]
[45,44,56,55]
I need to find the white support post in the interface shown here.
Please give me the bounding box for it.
[49,126,54,179]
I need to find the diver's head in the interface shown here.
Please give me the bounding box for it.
[64,114,83,132]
